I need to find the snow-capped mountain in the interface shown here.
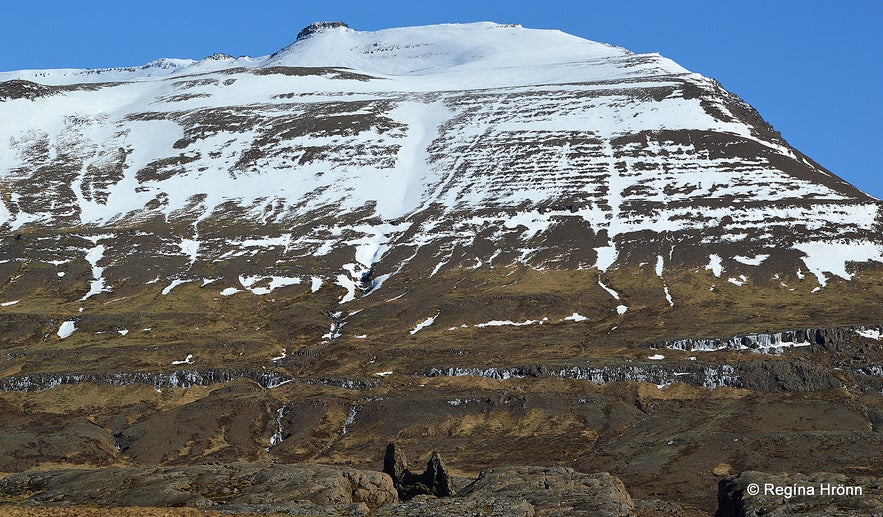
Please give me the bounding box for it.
[4,24,883,516]
[0,22,880,325]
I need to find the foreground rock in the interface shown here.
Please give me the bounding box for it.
[716,471,882,516]
[376,466,636,517]
[0,463,639,516]
[376,467,636,517]
[459,467,635,517]
[0,463,396,515]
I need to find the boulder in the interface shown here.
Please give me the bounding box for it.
[458,466,635,517]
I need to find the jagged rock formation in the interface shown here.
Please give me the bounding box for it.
[383,443,454,500]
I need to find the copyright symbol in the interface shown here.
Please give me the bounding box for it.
[746,483,760,496]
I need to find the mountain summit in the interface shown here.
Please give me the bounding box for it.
[294,21,351,42]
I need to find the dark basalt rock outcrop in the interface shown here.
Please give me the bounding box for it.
[296,21,350,41]
[0,369,379,392]
[424,360,844,391]
[0,79,57,101]
[716,471,882,516]
[383,443,454,500]
[655,324,883,353]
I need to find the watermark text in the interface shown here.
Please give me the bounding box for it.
[746,482,864,498]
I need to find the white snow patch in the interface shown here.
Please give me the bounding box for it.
[239,275,301,295]
[57,272,65,277]
[430,259,448,277]
[355,335,367,339]
[758,341,813,352]
[310,276,323,293]
[272,348,287,361]
[1,300,19,307]
[503,211,553,240]
[201,278,218,286]
[171,354,194,365]
[178,238,200,266]
[856,329,881,341]
[369,273,392,293]
[220,287,241,296]
[117,329,129,336]
[564,312,588,322]
[80,241,111,300]
[648,354,665,360]
[794,240,883,287]
[161,278,189,295]
[336,274,358,304]
[374,371,393,377]
[238,235,291,249]
[322,311,345,340]
[733,254,769,266]
[594,245,618,272]
[410,312,439,335]
[349,223,409,269]
[705,254,723,277]
[597,278,620,300]
[656,255,673,306]
[57,320,77,339]
[728,275,747,286]
[616,305,628,315]
[475,317,548,328]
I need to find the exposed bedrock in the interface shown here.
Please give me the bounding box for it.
[716,471,882,517]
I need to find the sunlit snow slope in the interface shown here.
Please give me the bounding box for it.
[0,22,881,307]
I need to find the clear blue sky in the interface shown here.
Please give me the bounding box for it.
[2,0,880,199]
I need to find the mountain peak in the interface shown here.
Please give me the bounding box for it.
[295,21,351,42]
[267,22,637,77]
